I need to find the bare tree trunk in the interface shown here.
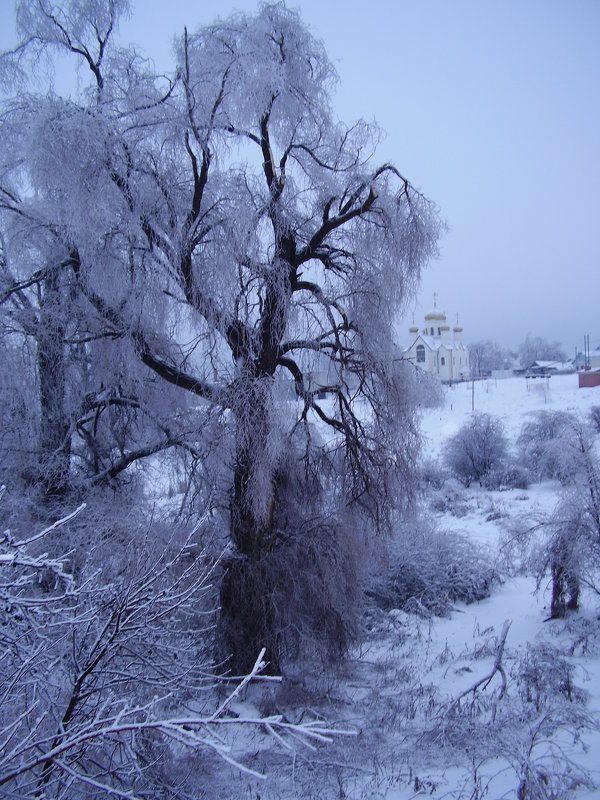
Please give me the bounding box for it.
[219,259,293,673]
[37,269,70,495]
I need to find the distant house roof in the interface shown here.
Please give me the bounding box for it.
[527,360,575,375]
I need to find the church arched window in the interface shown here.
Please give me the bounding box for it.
[416,344,425,363]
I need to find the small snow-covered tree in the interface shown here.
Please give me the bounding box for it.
[0,0,441,672]
[444,413,508,487]
[543,420,600,617]
[512,415,600,617]
[517,410,583,484]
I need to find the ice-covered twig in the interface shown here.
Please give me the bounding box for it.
[1,488,355,793]
[210,647,279,720]
[13,503,86,547]
[1,689,356,786]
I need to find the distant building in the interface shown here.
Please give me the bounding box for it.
[573,346,600,372]
[403,295,470,383]
[525,360,575,378]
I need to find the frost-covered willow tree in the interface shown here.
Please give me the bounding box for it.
[0,0,441,671]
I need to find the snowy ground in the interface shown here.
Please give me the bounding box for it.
[208,375,600,798]
[421,373,599,455]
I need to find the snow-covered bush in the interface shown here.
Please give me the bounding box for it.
[428,477,471,516]
[517,410,582,484]
[368,516,498,616]
[419,625,595,800]
[443,413,508,487]
[589,405,600,433]
[418,457,448,490]
[482,459,530,490]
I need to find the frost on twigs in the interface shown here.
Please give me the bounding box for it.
[411,617,596,799]
[0,490,354,798]
[368,515,498,617]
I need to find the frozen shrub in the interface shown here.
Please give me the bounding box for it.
[589,405,600,433]
[418,457,447,490]
[547,484,599,618]
[443,413,508,487]
[518,644,584,710]
[482,458,530,491]
[368,516,498,616]
[517,414,600,617]
[517,410,581,484]
[414,368,445,409]
[428,478,471,516]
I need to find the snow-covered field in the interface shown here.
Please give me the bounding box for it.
[214,375,600,798]
[422,373,599,455]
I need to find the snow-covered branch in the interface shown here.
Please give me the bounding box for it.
[0,493,354,797]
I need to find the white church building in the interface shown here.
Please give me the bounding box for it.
[403,296,470,383]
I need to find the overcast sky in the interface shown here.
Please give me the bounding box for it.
[2,1,598,353]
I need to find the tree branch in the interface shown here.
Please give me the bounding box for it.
[442,619,511,721]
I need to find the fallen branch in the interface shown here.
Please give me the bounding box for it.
[443,618,511,721]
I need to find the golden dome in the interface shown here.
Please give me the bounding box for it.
[424,310,446,322]
[424,292,446,322]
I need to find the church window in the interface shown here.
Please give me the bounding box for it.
[416,344,425,363]
[430,327,434,335]
[438,327,441,336]
[441,356,445,366]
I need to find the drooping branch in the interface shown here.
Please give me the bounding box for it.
[278,337,344,358]
[67,248,229,406]
[292,279,350,329]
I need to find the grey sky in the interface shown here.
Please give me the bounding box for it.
[2,0,598,353]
